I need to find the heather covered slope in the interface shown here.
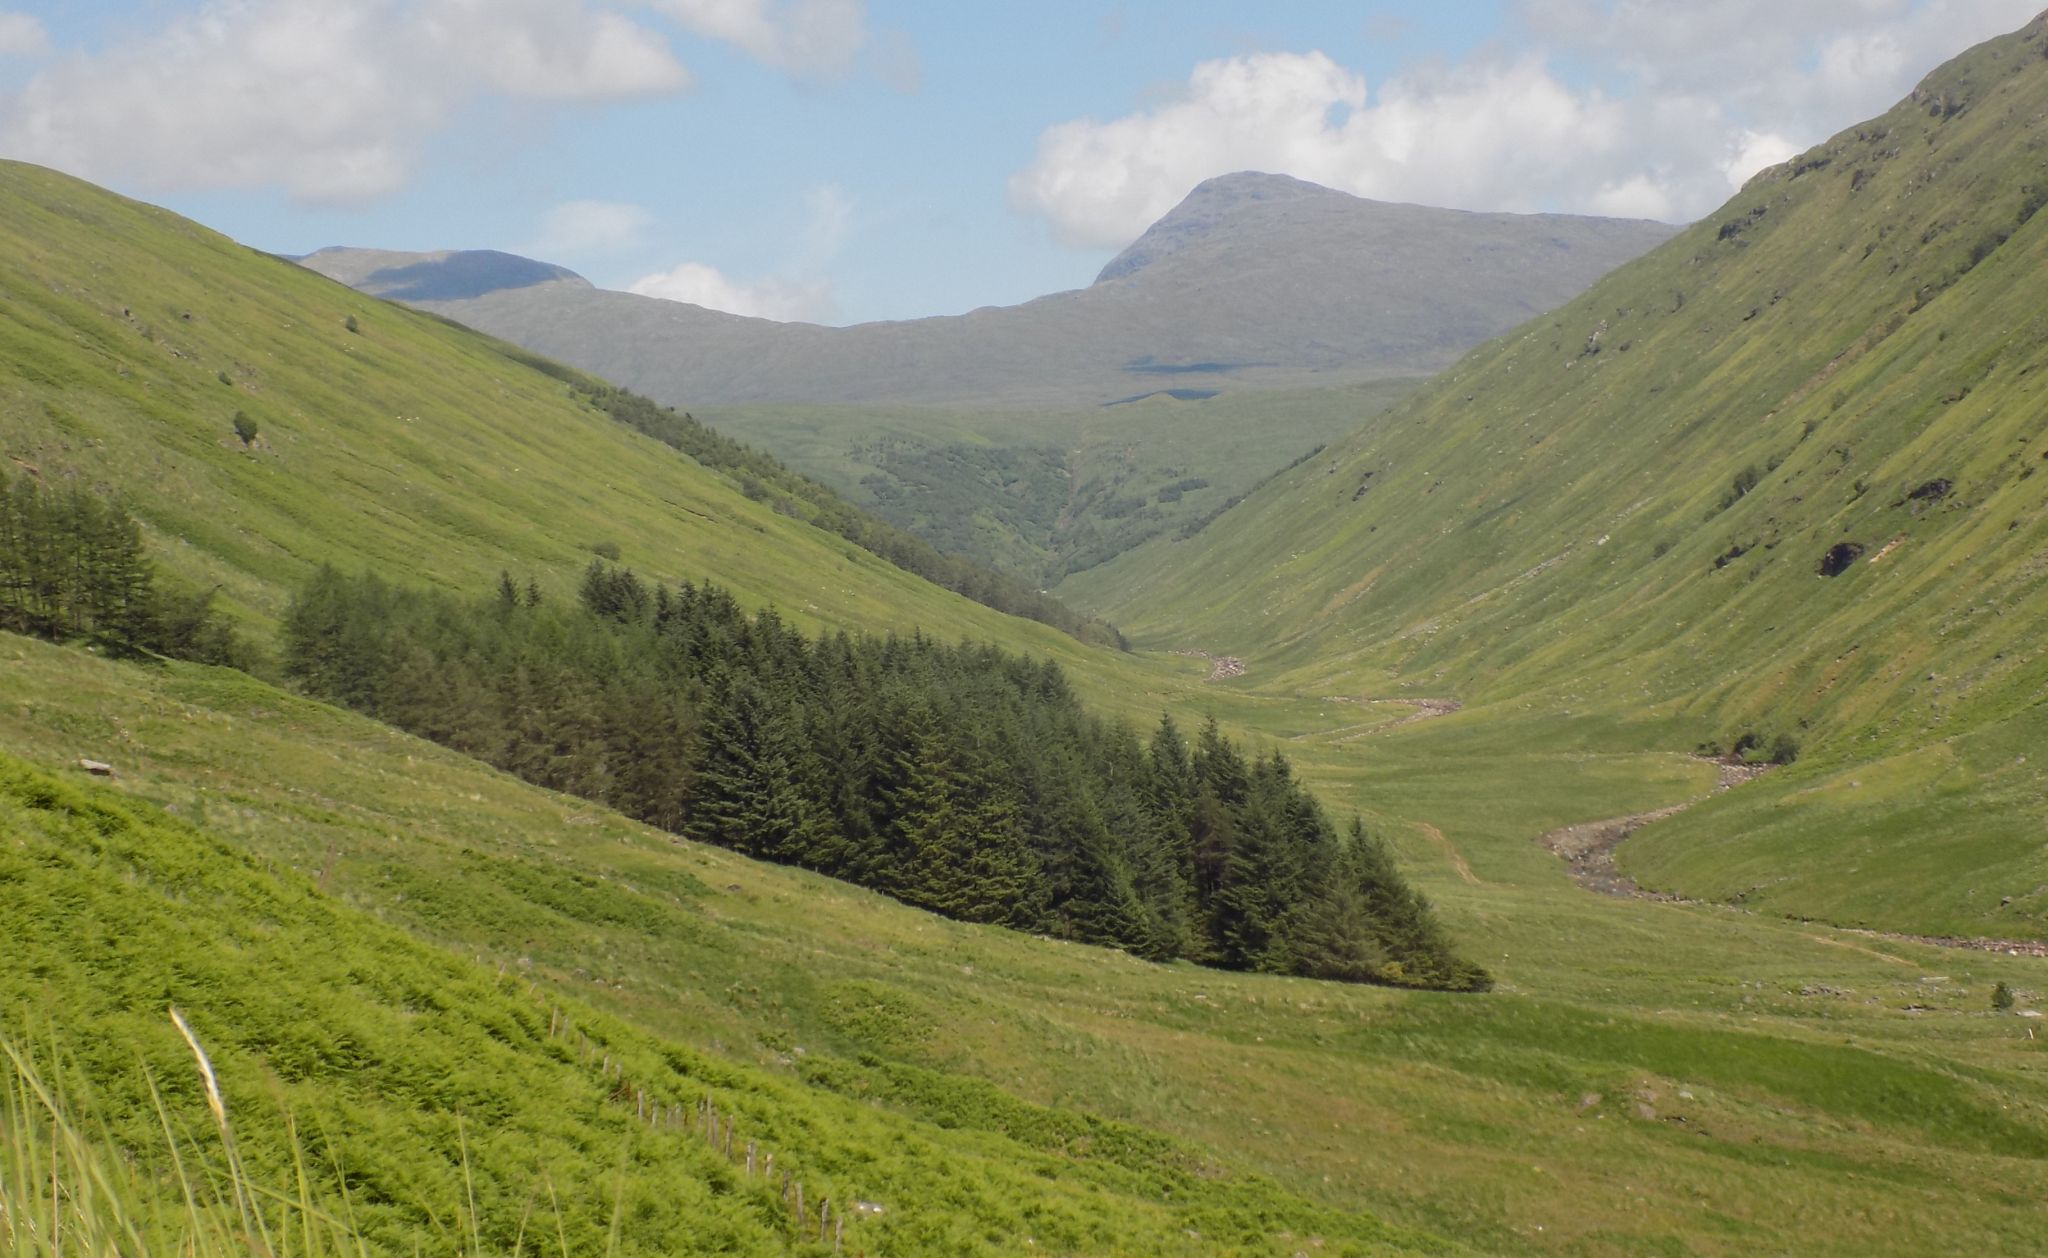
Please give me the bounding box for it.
[1064,15,2048,938]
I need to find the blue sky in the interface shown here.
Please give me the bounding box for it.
[2,2,2039,323]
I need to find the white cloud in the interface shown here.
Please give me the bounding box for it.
[871,27,923,94]
[525,199,655,260]
[644,0,866,77]
[0,0,686,205]
[628,180,851,322]
[1519,0,2042,125]
[0,11,48,58]
[1013,1,2048,246]
[420,0,689,99]
[628,260,831,321]
[1722,130,1802,191]
[1012,50,1653,247]
[800,182,852,259]
[1583,173,1675,222]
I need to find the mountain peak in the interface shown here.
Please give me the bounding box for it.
[1184,169,1342,203]
[1092,169,1673,292]
[300,247,590,302]
[1095,172,1348,283]
[309,177,1673,411]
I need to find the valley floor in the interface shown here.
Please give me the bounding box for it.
[5,633,2045,1255]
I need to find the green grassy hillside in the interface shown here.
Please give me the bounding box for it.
[7,636,2047,1256]
[700,379,1423,585]
[0,160,1112,666]
[7,37,2048,1254]
[0,154,1478,1255]
[0,710,1442,1255]
[1064,15,2048,940]
[306,172,1669,589]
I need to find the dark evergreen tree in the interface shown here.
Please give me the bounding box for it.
[686,667,831,865]
[1192,716,1250,805]
[1101,725,1187,960]
[0,470,238,663]
[278,563,1489,992]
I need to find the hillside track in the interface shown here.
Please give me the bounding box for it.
[1539,761,2048,958]
[1416,821,1482,886]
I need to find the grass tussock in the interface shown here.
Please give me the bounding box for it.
[1,1022,373,1258]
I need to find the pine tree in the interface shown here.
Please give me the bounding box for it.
[5,475,62,636]
[277,566,1488,991]
[686,669,831,864]
[1288,828,1391,984]
[1192,716,1249,806]
[800,655,887,881]
[928,735,1038,926]
[0,470,49,636]
[872,696,957,904]
[95,503,156,653]
[1210,775,1291,970]
[1145,714,1197,835]
[1029,742,1146,949]
[281,566,391,709]
[1103,725,1187,959]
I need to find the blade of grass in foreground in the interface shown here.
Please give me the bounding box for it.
[1,1022,382,1257]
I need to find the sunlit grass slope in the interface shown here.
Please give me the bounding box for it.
[7,637,2047,1256]
[6,42,2048,1256]
[0,159,1118,675]
[0,676,1449,1256]
[1064,16,2048,938]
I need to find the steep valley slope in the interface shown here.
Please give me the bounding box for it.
[1064,14,2048,941]
[6,30,2048,1256]
[304,176,1673,584]
[0,160,1136,686]
[0,156,1459,1254]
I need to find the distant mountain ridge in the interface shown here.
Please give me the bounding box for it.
[300,247,588,302]
[302,173,1677,410]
